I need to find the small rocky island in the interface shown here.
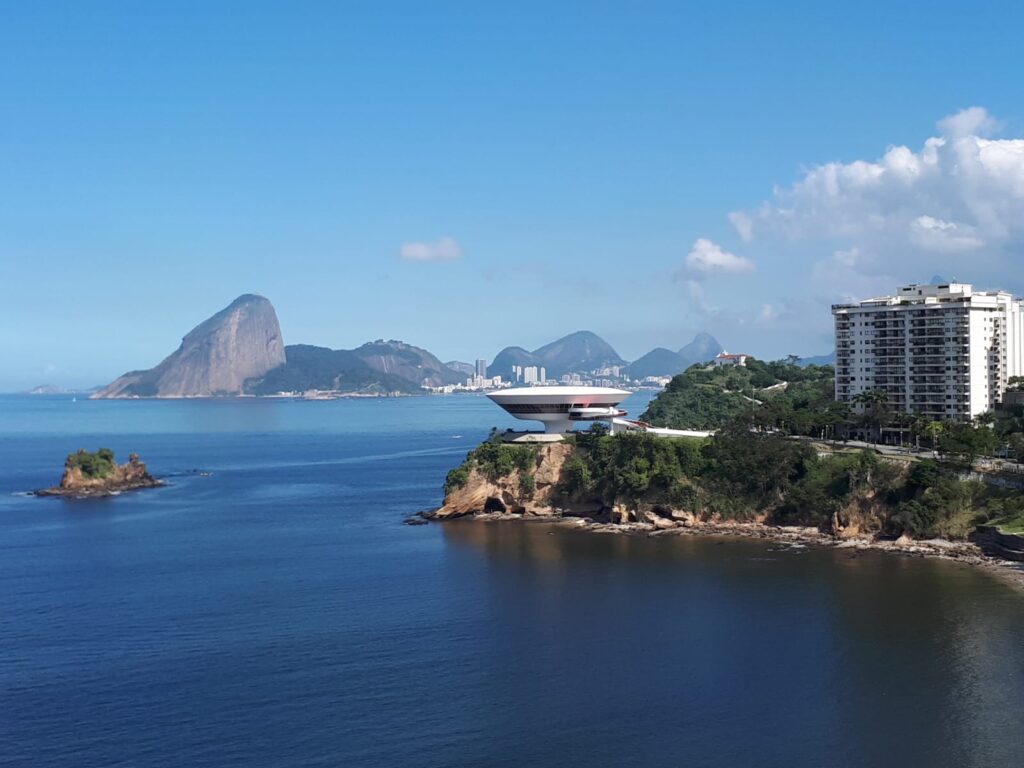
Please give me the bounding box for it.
[36,448,163,498]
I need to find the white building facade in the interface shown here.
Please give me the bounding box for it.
[833,283,1024,421]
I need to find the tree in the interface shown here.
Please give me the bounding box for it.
[1010,433,1024,463]
[938,423,997,467]
[974,411,996,428]
[924,420,944,450]
[853,389,890,442]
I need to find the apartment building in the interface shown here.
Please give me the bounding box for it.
[833,283,1024,421]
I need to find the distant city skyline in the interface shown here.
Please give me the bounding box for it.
[3,2,1024,391]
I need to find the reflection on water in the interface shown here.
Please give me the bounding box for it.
[443,521,1024,768]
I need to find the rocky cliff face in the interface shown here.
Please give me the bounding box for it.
[433,443,576,519]
[94,294,285,398]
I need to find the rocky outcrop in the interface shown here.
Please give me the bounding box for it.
[37,452,162,498]
[94,294,285,398]
[971,526,1024,562]
[432,442,575,519]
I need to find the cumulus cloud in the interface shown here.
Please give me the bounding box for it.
[399,236,463,261]
[730,107,1024,265]
[937,106,1000,138]
[685,238,755,277]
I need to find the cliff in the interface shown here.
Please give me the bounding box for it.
[429,431,1023,546]
[434,442,576,518]
[94,294,285,398]
[36,449,163,498]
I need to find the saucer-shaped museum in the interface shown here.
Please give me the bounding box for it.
[486,386,630,434]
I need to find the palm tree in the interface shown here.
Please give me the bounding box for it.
[924,420,944,451]
[853,389,890,444]
[974,410,995,428]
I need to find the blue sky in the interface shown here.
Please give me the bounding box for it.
[3,1,1024,390]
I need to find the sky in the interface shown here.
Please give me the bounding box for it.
[2,1,1024,391]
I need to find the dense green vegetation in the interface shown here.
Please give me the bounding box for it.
[554,427,1022,539]
[66,448,117,479]
[641,358,1024,465]
[640,360,840,434]
[445,439,539,494]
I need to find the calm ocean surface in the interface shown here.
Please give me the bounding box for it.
[2,392,1024,767]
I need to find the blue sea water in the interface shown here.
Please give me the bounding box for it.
[1,392,1024,768]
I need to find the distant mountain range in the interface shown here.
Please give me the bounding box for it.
[90,294,829,398]
[625,332,724,379]
[797,351,836,367]
[489,330,626,380]
[93,295,461,398]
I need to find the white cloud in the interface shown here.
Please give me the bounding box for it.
[728,211,754,242]
[937,106,1000,138]
[909,215,984,252]
[729,107,1024,267]
[685,238,755,277]
[399,236,463,262]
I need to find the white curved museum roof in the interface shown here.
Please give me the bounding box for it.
[487,386,630,402]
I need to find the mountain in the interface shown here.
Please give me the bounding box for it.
[625,334,724,379]
[94,295,286,398]
[677,332,723,367]
[489,346,539,380]
[352,340,463,388]
[489,332,625,380]
[626,347,688,379]
[245,345,419,395]
[24,384,98,395]
[531,331,625,378]
[797,351,836,367]
[445,360,475,377]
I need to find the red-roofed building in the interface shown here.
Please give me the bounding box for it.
[713,352,749,367]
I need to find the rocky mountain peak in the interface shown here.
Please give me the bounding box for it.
[93,294,286,398]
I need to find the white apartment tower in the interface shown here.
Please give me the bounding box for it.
[833,283,1024,421]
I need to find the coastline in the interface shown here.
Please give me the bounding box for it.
[424,510,1024,592]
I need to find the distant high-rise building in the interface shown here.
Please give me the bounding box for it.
[475,358,487,378]
[833,282,1024,421]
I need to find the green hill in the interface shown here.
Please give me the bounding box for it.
[641,359,837,431]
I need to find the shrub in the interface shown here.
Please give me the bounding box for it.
[66,448,116,479]
[519,473,536,496]
[444,465,470,494]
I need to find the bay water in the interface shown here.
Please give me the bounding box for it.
[1,393,1023,767]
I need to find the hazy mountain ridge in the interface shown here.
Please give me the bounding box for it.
[445,361,476,377]
[626,333,725,378]
[488,332,625,380]
[90,293,816,396]
[94,295,469,397]
[353,340,463,388]
[245,344,421,395]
